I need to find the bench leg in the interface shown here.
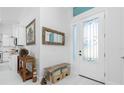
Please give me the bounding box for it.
[32,61,37,82]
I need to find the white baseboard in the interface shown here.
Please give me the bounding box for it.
[105,81,121,85]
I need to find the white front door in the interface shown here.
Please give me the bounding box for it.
[78,12,105,83]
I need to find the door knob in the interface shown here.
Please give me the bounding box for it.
[79,54,82,56]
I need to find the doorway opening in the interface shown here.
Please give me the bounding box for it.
[72,12,105,83]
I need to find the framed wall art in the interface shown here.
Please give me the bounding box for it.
[42,27,65,45]
[26,19,36,45]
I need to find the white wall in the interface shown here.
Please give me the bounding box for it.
[18,7,72,78]
[18,7,41,77]
[0,24,13,35]
[0,7,73,79]
[119,8,124,84]
[105,8,123,84]
[39,7,72,76]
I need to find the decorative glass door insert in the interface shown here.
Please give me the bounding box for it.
[83,18,98,62]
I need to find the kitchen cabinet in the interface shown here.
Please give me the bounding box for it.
[3,52,10,62]
[9,37,15,47]
[12,24,25,46]
[2,34,15,47]
[2,35,10,46]
[18,25,25,45]
[0,34,2,47]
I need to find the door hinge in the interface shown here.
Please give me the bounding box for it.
[104,14,106,19]
[104,33,106,38]
[104,73,106,77]
[104,53,106,57]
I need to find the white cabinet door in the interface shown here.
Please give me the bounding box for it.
[12,25,18,38]
[9,37,15,47]
[2,35,10,46]
[17,25,25,45]
[3,52,10,62]
[13,24,25,46]
[2,35,15,47]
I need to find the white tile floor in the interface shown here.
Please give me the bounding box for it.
[0,63,39,85]
[55,75,102,85]
[0,64,102,85]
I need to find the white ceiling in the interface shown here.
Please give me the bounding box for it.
[0,7,24,24]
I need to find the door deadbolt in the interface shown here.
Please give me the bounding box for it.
[79,50,81,52]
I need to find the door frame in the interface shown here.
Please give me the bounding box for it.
[71,7,107,84]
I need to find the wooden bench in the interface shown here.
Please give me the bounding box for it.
[43,63,70,84]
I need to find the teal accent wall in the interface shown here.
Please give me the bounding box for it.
[73,7,94,16]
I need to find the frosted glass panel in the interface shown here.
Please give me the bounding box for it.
[83,18,98,62]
